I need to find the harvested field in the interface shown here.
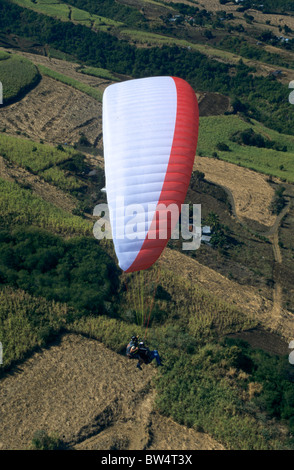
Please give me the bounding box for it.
[195,156,276,228]
[0,75,102,148]
[0,333,224,451]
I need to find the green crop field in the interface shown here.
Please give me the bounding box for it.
[0,133,75,172]
[0,177,91,235]
[11,0,123,30]
[0,286,72,369]
[80,66,119,82]
[0,53,39,103]
[197,115,294,182]
[0,133,87,191]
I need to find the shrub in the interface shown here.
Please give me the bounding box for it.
[216,142,230,152]
[31,430,62,450]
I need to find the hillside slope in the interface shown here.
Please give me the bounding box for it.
[0,333,224,450]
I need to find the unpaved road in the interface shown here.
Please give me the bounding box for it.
[0,334,224,451]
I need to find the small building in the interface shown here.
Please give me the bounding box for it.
[201,234,212,245]
[202,225,211,235]
[201,226,212,245]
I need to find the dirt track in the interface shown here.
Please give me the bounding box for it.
[0,334,224,450]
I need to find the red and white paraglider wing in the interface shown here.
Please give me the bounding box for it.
[103,76,199,272]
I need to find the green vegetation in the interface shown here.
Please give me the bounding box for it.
[41,166,82,191]
[270,186,287,215]
[80,65,119,81]
[230,128,288,152]
[219,36,294,69]
[62,0,144,25]
[0,133,74,172]
[0,50,10,60]
[0,133,88,192]
[0,286,74,369]
[228,0,294,14]
[31,430,63,450]
[198,115,294,182]
[0,53,39,104]
[0,227,118,323]
[38,65,103,102]
[11,0,123,31]
[155,337,294,450]
[0,178,91,235]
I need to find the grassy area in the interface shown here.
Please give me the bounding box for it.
[0,53,39,103]
[0,132,87,191]
[11,0,123,31]
[122,28,243,61]
[0,286,72,370]
[197,115,294,182]
[80,65,119,81]
[0,133,74,172]
[0,50,10,60]
[38,64,103,101]
[41,166,82,191]
[0,177,91,235]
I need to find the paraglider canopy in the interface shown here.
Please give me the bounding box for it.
[103,76,199,273]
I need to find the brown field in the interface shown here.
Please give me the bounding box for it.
[0,333,224,450]
[0,56,104,149]
[195,156,276,227]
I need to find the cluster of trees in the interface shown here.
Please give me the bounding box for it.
[220,35,294,69]
[0,227,119,316]
[0,53,40,104]
[270,186,287,215]
[63,0,144,25]
[230,128,288,152]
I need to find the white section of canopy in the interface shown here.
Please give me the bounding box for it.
[103,77,177,271]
